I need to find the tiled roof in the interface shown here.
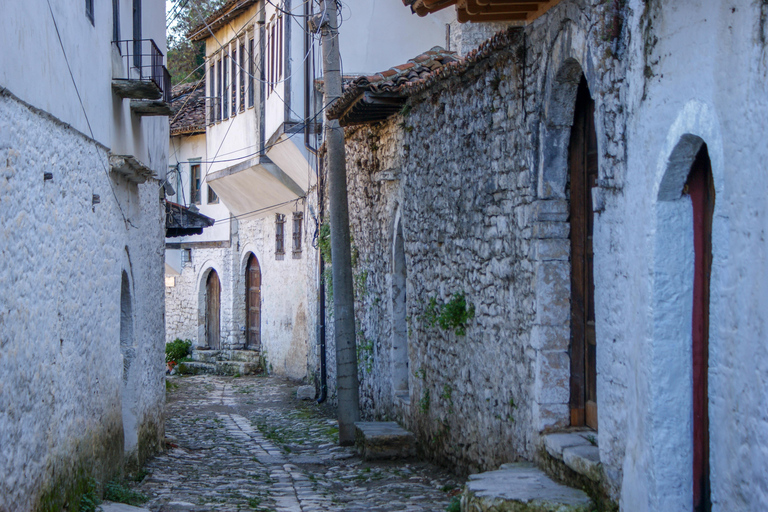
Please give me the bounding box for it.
[327,27,523,126]
[326,48,458,126]
[188,0,259,42]
[170,80,206,137]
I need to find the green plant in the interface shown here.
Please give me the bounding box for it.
[104,480,148,506]
[318,222,332,263]
[423,292,475,336]
[446,496,461,512]
[77,478,100,512]
[419,388,431,413]
[400,103,412,117]
[414,367,426,380]
[586,434,597,446]
[165,338,192,364]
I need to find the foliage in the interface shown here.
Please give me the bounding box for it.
[446,496,461,512]
[77,478,100,512]
[419,388,430,414]
[166,0,225,85]
[423,292,475,336]
[103,480,148,506]
[318,222,332,263]
[166,338,192,364]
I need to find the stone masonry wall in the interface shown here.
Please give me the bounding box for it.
[0,90,165,509]
[324,0,630,495]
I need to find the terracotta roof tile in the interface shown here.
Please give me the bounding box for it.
[327,27,524,126]
[170,80,206,136]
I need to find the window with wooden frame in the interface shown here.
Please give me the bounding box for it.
[231,46,237,117]
[248,37,255,107]
[266,14,283,97]
[223,52,229,119]
[207,184,219,204]
[239,41,245,112]
[292,212,303,257]
[216,59,222,122]
[190,162,202,205]
[209,61,216,124]
[275,214,285,256]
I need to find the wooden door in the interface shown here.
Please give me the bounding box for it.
[245,254,261,349]
[569,76,598,429]
[688,146,713,512]
[206,270,221,350]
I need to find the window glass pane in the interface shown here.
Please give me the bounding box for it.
[248,38,254,107]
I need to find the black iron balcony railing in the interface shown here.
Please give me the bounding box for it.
[113,39,171,103]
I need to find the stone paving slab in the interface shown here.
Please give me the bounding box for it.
[134,375,462,511]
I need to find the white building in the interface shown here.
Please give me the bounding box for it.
[0,0,170,509]
[164,0,450,383]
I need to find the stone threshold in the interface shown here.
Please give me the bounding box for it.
[542,430,601,482]
[462,462,593,511]
[355,421,416,461]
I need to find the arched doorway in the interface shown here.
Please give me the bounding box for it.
[120,270,138,454]
[687,145,713,512]
[206,270,221,349]
[391,216,409,399]
[568,76,598,429]
[245,254,261,349]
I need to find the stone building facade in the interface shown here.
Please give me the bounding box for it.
[0,1,169,509]
[322,1,768,510]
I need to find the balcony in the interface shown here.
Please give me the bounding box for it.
[112,39,172,116]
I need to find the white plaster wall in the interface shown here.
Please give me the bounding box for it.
[338,0,453,74]
[615,1,768,510]
[168,133,231,243]
[0,91,165,509]
[1,0,169,180]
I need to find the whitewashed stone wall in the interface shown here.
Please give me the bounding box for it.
[165,201,319,382]
[326,0,768,509]
[0,91,165,510]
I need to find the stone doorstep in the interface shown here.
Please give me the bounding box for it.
[354,421,416,461]
[192,349,261,364]
[543,431,601,482]
[100,502,151,512]
[462,462,593,512]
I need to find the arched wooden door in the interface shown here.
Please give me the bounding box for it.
[245,254,261,349]
[688,145,713,512]
[206,270,221,350]
[568,76,598,429]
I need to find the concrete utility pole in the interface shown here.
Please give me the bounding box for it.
[318,0,360,445]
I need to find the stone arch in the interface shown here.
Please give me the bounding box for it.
[119,262,139,457]
[649,100,726,511]
[197,264,223,350]
[531,31,602,432]
[390,207,409,401]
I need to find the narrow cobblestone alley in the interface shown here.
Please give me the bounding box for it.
[136,376,463,512]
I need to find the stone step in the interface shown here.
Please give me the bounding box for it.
[354,421,416,460]
[461,463,592,512]
[177,360,261,376]
[191,350,220,363]
[191,349,261,363]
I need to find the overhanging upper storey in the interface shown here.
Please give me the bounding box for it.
[206,155,305,220]
[403,0,562,23]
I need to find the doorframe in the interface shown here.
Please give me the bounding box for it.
[244,252,262,350]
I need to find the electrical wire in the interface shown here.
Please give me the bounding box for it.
[45,0,134,229]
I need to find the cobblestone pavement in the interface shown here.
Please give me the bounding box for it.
[136,375,463,512]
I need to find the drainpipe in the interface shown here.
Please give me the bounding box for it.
[316,153,327,403]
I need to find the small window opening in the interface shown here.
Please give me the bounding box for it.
[275,214,285,257]
[207,184,219,204]
[86,0,95,25]
[190,163,201,204]
[292,212,303,257]
[248,38,254,107]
